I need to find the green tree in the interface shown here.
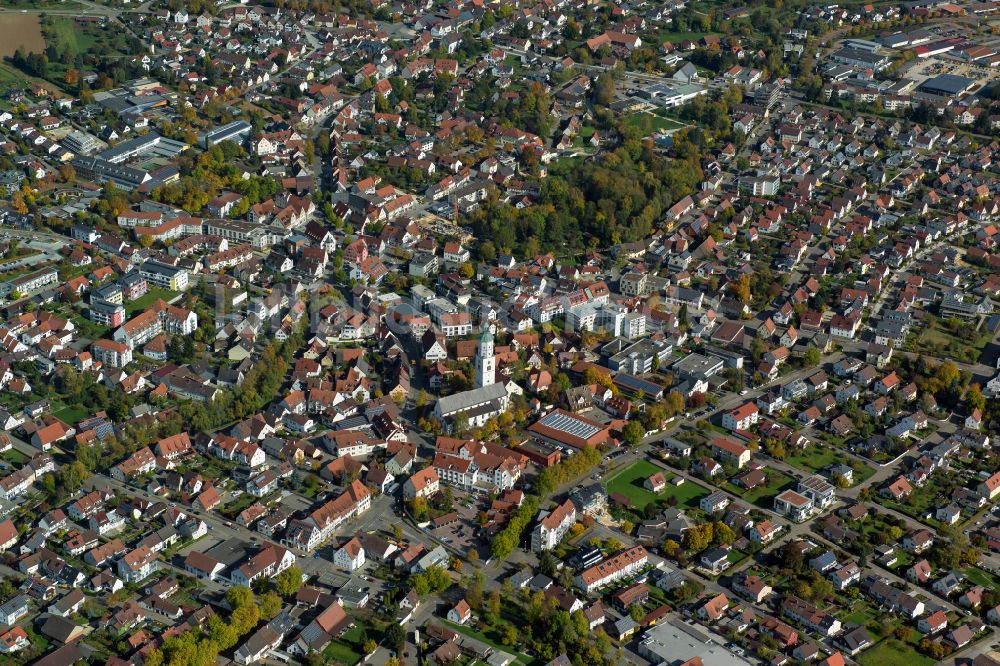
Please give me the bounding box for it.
[630,604,645,622]
[712,522,735,544]
[385,623,405,650]
[274,566,303,597]
[230,603,260,636]
[622,420,645,447]
[803,347,822,367]
[226,586,254,610]
[259,592,282,619]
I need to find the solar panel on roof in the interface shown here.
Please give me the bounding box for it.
[540,411,601,439]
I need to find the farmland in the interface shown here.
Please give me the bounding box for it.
[0,13,45,58]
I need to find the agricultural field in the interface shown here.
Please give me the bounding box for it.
[0,13,45,58]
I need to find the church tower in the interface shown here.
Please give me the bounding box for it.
[475,323,496,388]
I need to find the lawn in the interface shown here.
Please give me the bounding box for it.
[656,30,719,44]
[69,311,110,340]
[840,606,877,627]
[785,446,875,485]
[885,549,913,571]
[125,288,180,315]
[912,327,991,364]
[441,620,537,666]
[962,566,1000,589]
[0,63,22,86]
[623,112,687,135]
[53,404,89,425]
[220,492,257,519]
[724,468,796,507]
[605,460,708,509]
[323,638,362,665]
[856,638,935,666]
[2,449,28,466]
[727,549,749,566]
[785,446,841,472]
[44,18,94,56]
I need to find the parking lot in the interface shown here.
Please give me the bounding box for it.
[900,53,1000,93]
[429,495,481,556]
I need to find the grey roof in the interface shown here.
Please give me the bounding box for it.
[919,74,975,96]
[638,620,752,666]
[435,382,507,417]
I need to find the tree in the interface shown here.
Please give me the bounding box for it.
[206,616,238,650]
[385,623,405,650]
[684,524,713,552]
[274,566,303,597]
[226,586,254,610]
[259,592,282,619]
[729,274,752,304]
[230,603,260,636]
[363,639,377,654]
[966,384,986,412]
[803,347,822,367]
[409,496,429,521]
[144,648,164,666]
[622,420,645,447]
[594,72,615,106]
[712,522,735,544]
[630,604,645,622]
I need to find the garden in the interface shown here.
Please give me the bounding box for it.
[604,459,709,510]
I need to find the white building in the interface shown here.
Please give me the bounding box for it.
[576,546,648,593]
[334,537,366,571]
[474,324,496,388]
[531,499,577,552]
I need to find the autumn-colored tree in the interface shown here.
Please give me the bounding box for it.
[684,523,714,552]
[729,274,752,304]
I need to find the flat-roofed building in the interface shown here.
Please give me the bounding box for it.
[62,130,101,155]
[201,121,253,148]
[638,620,752,666]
